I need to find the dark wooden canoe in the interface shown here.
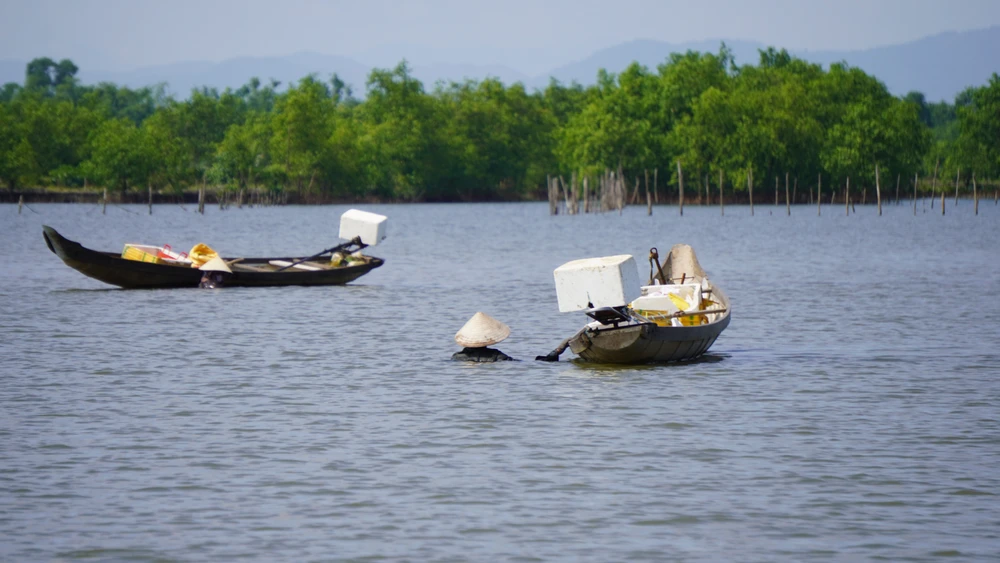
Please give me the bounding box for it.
[43,226,384,289]
[568,284,730,364]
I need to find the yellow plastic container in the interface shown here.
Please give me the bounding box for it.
[122,244,163,264]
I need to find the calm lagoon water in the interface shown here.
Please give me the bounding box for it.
[1,200,999,561]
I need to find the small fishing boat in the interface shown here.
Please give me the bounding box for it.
[538,244,730,364]
[42,210,387,289]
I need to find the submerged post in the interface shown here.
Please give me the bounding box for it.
[954,168,961,206]
[973,172,978,215]
[719,169,724,216]
[102,187,107,215]
[875,164,882,216]
[845,177,850,216]
[198,181,205,215]
[817,174,822,216]
[18,195,23,214]
[913,173,918,215]
[785,172,790,216]
[748,168,754,216]
[931,159,939,211]
[654,168,658,204]
[148,184,153,215]
[677,160,684,216]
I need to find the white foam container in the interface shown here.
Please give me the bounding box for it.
[339,209,387,246]
[553,254,641,312]
[630,294,681,313]
[639,283,703,310]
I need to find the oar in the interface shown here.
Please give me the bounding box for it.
[274,236,364,272]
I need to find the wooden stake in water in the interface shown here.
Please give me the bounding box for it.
[102,187,107,215]
[18,195,23,214]
[817,174,822,216]
[748,168,754,216]
[775,176,779,206]
[973,172,978,215]
[644,171,651,216]
[653,168,658,204]
[785,172,790,216]
[198,180,205,215]
[931,159,939,210]
[954,168,961,206]
[719,169,724,217]
[677,160,684,217]
[238,189,244,209]
[845,176,850,216]
[875,164,882,216]
[913,173,918,216]
[148,185,153,215]
[547,175,556,215]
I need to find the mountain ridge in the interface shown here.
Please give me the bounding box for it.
[2,26,997,102]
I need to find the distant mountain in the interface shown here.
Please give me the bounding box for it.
[799,26,1000,102]
[537,39,767,89]
[536,27,1000,101]
[75,53,372,98]
[1,27,997,102]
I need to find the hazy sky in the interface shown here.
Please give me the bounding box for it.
[3,0,1000,73]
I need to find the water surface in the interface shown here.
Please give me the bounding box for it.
[2,201,998,561]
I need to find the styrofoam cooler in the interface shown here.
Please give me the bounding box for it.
[553,254,641,312]
[339,209,387,246]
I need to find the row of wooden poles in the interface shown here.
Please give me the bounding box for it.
[16,185,286,215]
[547,162,997,216]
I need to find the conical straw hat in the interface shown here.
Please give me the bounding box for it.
[198,256,232,273]
[455,312,510,348]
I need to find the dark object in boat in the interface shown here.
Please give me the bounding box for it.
[42,226,383,289]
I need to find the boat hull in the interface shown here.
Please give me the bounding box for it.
[43,226,383,289]
[568,287,731,364]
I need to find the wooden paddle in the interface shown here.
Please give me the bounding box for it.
[274,237,364,272]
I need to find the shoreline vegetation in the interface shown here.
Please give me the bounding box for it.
[2,47,998,207]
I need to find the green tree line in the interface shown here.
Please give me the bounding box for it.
[1,50,997,202]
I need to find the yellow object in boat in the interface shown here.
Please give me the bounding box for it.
[188,243,219,267]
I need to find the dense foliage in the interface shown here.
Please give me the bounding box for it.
[1,50,997,201]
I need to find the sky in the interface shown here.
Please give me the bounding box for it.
[2,0,1000,74]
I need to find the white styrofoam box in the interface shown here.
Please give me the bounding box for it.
[640,283,702,310]
[629,294,681,314]
[553,254,641,312]
[339,209,388,246]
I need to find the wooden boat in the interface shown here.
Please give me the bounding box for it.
[540,244,730,364]
[42,226,384,289]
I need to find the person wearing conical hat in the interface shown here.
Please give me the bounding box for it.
[198,256,232,289]
[451,312,514,362]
